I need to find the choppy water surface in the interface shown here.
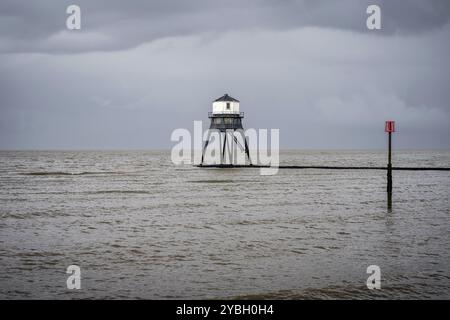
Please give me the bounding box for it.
[0,150,449,299]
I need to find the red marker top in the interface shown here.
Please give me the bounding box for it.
[385,121,395,133]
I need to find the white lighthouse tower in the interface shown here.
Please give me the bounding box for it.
[200,94,251,165]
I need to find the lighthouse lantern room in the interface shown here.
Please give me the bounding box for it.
[212,94,240,114]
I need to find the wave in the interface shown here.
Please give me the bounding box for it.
[188,179,242,183]
[231,283,424,300]
[88,190,152,195]
[19,171,127,176]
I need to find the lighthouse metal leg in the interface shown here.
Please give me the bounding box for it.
[233,133,245,164]
[244,136,252,165]
[200,141,209,165]
[222,131,227,165]
[229,130,235,164]
[233,136,244,150]
[237,129,251,165]
[227,130,236,164]
[200,130,211,165]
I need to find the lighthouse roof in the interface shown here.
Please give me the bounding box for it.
[214,94,239,103]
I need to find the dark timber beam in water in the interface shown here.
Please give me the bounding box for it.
[195,165,450,171]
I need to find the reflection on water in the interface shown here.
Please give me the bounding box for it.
[0,150,449,299]
[387,191,393,213]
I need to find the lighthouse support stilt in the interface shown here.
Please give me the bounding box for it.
[200,130,212,166]
[238,130,252,165]
[222,132,227,164]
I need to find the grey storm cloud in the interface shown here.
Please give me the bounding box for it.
[0,0,449,150]
[0,0,450,53]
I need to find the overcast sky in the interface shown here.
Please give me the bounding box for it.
[0,0,449,149]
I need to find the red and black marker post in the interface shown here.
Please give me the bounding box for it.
[385,121,395,211]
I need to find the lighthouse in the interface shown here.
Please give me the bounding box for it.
[200,94,251,165]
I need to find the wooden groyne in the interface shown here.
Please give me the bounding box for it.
[195,164,450,171]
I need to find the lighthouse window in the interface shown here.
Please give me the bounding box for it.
[213,118,222,124]
[226,103,230,110]
[224,118,232,125]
